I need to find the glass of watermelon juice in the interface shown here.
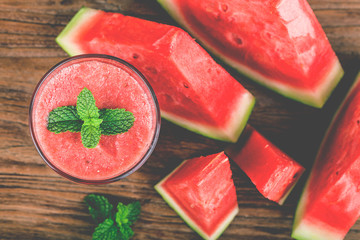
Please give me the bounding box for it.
[29,54,160,184]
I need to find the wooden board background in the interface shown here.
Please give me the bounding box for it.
[1,0,360,239]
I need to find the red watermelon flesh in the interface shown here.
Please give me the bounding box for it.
[56,8,255,142]
[155,152,238,240]
[158,0,344,108]
[292,74,360,240]
[226,126,305,205]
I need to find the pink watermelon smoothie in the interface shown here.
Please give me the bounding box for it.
[30,55,160,183]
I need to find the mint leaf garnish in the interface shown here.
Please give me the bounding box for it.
[115,202,140,240]
[125,201,141,225]
[115,202,129,225]
[77,87,100,120]
[81,119,102,149]
[116,201,141,226]
[84,118,103,127]
[92,218,120,240]
[46,88,135,149]
[84,194,113,224]
[99,109,135,135]
[84,194,141,240]
[47,106,83,133]
[118,224,134,240]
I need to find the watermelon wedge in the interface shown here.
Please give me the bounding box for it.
[292,73,360,240]
[226,126,305,205]
[56,7,255,142]
[155,152,238,240]
[157,0,344,108]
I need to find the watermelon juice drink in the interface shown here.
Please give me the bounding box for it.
[29,55,160,184]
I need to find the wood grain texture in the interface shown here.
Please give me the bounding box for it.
[1,0,360,239]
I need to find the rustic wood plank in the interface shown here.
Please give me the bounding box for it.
[0,0,360,57]
[1,1,360,240]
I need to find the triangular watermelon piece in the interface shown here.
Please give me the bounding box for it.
[155,152,238,240]
[157,0,344,108]
[56,7,255,142]
[292,73,360,240]
[227,126,305,205]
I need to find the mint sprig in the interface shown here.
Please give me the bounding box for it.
[84,194,141,240]
[93,219,120,240]
[47,106,83,133]
[118,224,134,240]
[81,118,103,149]
[77,87,100,120]
[46,88,135,149]
[99,109,135,135]
[116,201,141,226]
[84,194,113,224]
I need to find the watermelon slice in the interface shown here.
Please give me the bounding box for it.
[226,126,305,205]
[292,73,360,240]
[157,0,344,108]
[56,7,255,142]
[155,152,238,240]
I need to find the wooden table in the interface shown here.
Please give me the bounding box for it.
[1,0,360,239]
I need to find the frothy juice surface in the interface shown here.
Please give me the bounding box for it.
[31,56,158,181]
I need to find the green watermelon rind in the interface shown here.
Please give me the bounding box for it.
[56,7,99,56]
[292,190,343,240]
[157,0,344,108]
[292,73,360,240]
[221,56,343,109]
[161,91,255,142]
[155,158,239,240]
[56,7,255,143]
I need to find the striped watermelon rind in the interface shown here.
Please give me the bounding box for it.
[154,154,239,240]
[157,0,344,108]
[292,73,360,240]
[55,7,98,55]
[160,91,255,142]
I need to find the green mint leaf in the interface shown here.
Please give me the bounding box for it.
[47,106,83,133]
[126,201,141,225]
[116,201,141,227]
[81,118,102,148]
[115,202,129,226]
[99,109,135,135]
[47,88,135,149]
[77,87,100,120]
[85,194,141,240]
[92,218,120,240]
[118,224,134,240]
[83,118,103,127]
[84,194,113,224]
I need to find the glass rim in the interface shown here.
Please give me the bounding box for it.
[29,54,161,184]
